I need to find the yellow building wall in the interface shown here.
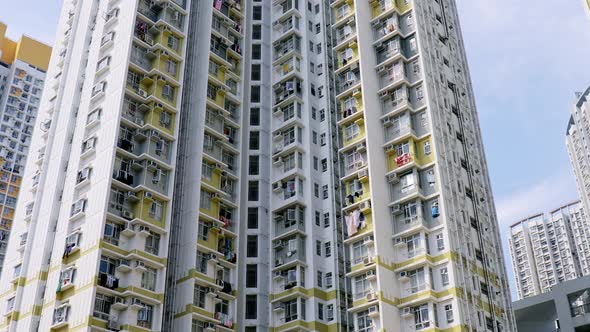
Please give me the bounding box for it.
[0,22,51,70]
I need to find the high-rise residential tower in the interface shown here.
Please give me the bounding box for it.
[0,22,51,274]
[567,88,590,222]
[329,0,514,331]
[509,201,590,300]
[0,0,515,331]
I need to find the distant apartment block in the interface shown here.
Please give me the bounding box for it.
[0,22,51,273]
[509,201,590,299]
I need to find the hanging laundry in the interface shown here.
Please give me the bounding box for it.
[352,209,362,230]
[347,194,354,204]
[345,213,357,236]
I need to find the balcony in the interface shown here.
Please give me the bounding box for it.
[273,237,305,268]
[274,215,305,239]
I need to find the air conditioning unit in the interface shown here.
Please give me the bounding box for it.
[377,65,386,73]
[122,210,134,220]
[138,89,148,98]
[385,144,395,153]
[394,237,407,247]
[399,271,409,281]
[391,204,402,214]
[381,117,392,126]
[146,160,158,170]
[275,258,284,267]
[358,169,369,179]
[273,132,283,141]
[131,298,142,306]
[366,269,377,281]
[143,191,153,200]
[402,307,413,317]
[204,322,216,331]
[273,271,284,279]
[355,160,364,168]
[387,173,399,184]
[135,260,146,269]
[211,193,220,200]
[272,21,282,29]
[273,303,285,311]
[364,256,374,266]
[368,305,379,318]
[273,156,283,166]
[273,240,284,250]
[366,292,377,301]
[272,181,283,192]
[114,296,125,305]
[363,235,375,246]
[359,200,371,211]
[379,90,390,98]
[356,143,366,152]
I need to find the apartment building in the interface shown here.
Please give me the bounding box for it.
[567,88,590,223]
[0,23,51,274]
[509,201,590,300]
[0,0,190,330]
[329,0,515,331]
[0,0,515,331]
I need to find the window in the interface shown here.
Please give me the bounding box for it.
[200,190,212,210]
[320,133,326,146]
[245,295,257,319]
[252,44,261,59]
[149,200,163,220]
[249,155,259,175]
[247,208,258,229]
[145,232,160,255]
[317,271,323,287]
[314,183,319,197]
[445,304,454,323]
[313,156,318,170]
[251,85,260,103]
[436,234,445,251]
[6,297,14,313]
[141,267,157,291]
[193,286,207,308]
[352,241,368,264]
[322,185,329,199]
[356,310,373,332]
[96,56,111,72]
[316,240,322,255]
[251,64,261,81]
[248,181,259,201]
[413,304,430,330]
[312,131,318,144]
[424,141,431,155]
[249,131,260,150]
[196,251,208,274]
[165,59,177,76]
[253,6,262,20]
[319,109,325,121]
[323,212,330,228]
[345,123,360,141]
[250,107,260,125]
[247,235,258,257]
[167,35,179,51]
[93,294,113,319]
[198,222,210,241]
[246,264,257,288]
[318,303,324,320]
[252,25,261,40]
[325,272,333,288]
[315,23,321,34]
[315,211,321,226]
[325,242,331,257]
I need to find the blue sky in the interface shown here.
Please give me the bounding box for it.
[3,0,590,299]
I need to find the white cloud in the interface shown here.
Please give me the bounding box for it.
[495,167,579,229]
